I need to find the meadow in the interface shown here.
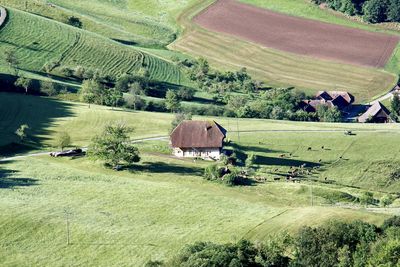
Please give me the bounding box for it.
[0,0,197,47]
[1,93,400,265]
[171,0,398,103]
[0,8,184,85]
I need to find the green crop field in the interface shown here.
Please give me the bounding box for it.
[170,0,399,103]
[2,93,399,266]
[0,0,197,47]
[0,8,184,85]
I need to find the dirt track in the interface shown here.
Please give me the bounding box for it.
[194,0,399,68]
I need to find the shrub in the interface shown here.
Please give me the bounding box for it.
[382,216,400,230]
[66,16,83,28]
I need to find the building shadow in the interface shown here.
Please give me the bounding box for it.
[131,161,204,176]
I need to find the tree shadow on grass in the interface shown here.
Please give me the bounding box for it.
[255,155,321,168]
[230,143,285,154]
[0,162,38,189]
[131,161,203,176]
[0,92,75,157]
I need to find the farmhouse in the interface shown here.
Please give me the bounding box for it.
[358,102,392,123]
[299,91,355,112]
[170,120,227,160]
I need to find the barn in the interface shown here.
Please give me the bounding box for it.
[358,102,392,123]
[170,120,227,160]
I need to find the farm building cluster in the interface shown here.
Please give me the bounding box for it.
[299,90,394,123]
[299,91,355,113]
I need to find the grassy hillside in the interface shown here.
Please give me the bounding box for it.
[0,8,184,85]
[0,0,197,47]
[1,93,397,266]
[0,155,387,266]
[2,92,400,192]
[170,1,397,103]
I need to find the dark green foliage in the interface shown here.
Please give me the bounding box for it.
[177,87,195,101]
[167,239,289,267]
[156,218,400,267]
[359,191,375,205]
[382,216,400,230]
[66,16,83,28]
[390,93,400,122]
[363,0,389,23]
[170,112,192,133]
[292,220,377,267]
[88,123,140,169]
[165,89,181,112]
[316,105,342,122]
[312,0,399,23]
[387,0,400,22]
[14,77,34,94]
[15,124,29,142]
[203,164,244,186]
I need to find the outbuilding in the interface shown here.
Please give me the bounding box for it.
[358,102,392,123]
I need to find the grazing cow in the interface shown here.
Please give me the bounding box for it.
[321,146,325,150]
[318,159,322,163]
[279,154,285,158]
[274,177,281,181]
[308,147,312,151]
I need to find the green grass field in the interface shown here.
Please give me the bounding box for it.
[0,8,184,85]
[1,93,399,266]
[0,0,197,47]
[170,0,399,103]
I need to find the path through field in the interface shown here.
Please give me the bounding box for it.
[194,0,399,68]
[0,136,169,162]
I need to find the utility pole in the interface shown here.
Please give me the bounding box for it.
[64,209,71,245]
[310,182,313,207]
[236,118,240,143]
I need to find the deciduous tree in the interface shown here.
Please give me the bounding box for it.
[56,131,71,151]
[88,123,140,169]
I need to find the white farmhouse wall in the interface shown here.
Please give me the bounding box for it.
[173,147,222,160]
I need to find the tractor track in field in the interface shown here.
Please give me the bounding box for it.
[242,209,289,239]
[0,136,168,162]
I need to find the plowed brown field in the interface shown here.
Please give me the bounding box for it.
[194,0,399,68]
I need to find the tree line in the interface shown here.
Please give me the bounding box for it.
[146,216,400,267]
[3,48,345,122]
[312,0,400,23]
